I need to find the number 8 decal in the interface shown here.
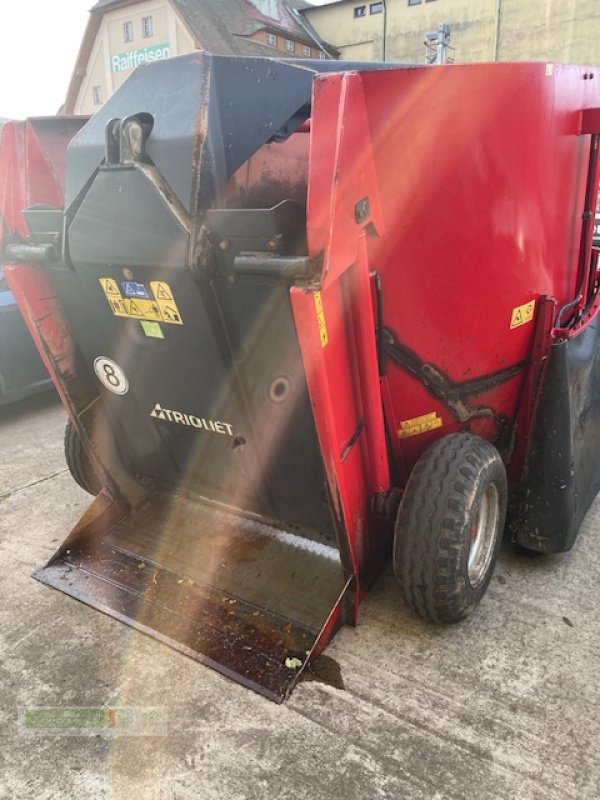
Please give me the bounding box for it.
[93,357,129,395]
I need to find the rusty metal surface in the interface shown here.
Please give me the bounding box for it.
[34,492,347,702]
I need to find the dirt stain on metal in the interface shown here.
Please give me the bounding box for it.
[300,655,345,691]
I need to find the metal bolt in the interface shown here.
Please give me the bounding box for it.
[267,239,278,251]
[219,239,230,251]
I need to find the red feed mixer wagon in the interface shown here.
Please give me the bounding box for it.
[3,55,600,701]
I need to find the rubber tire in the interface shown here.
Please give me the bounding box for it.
[64,420,102,496]
[393,433,507,624]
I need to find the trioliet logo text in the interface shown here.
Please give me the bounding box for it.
[150,403,233,436]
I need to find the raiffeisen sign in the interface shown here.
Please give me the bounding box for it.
[111,44,171,73]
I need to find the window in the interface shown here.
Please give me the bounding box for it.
[142,16,153,38]
[408,0,421,4]
[302,44,311,57]
[370,2,383,12]
[123,21,134,42]
[267,33,277,46]
[248,0,278,17]
[92,86,103,105]
[354,6,367,17]
[285,39,295,52]
[319,51,327,60]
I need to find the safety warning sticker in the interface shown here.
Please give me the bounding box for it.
[397,411,442,439]
[122,281,150,299]
[314,291,329,348]
[100,278,121,296]
[99,278,183,325]
[510,299,536,330]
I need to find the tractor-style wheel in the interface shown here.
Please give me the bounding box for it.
[393,433,507,624]
[64,420,102,496]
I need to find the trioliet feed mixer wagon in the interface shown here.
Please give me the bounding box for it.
[4,55,600,701]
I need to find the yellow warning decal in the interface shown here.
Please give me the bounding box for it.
[150,281,173,301]
[510,299,536,330]
[100,278,183,326]
[398,411,443,439]
[314,291,329,348]
[100,278,121,297]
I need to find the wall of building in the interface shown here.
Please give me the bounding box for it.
[305,0,600,66]
[498,0,600,64]
[73,1,328,114]
[389,0,496,63]
[74,0,195,115]
[303,1,384,61]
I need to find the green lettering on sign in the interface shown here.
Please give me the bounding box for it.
[111,44,171,73]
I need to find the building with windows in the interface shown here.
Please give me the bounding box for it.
[65,0,336,114]
[302,0,600,66]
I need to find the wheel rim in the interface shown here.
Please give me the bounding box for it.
[468,484,500,588]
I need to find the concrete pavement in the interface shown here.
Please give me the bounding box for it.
[1,392,599,799]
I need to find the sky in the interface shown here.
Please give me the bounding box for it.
[0,0,90,119]
[0,0,332,120]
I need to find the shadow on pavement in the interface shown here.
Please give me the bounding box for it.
[0,388,61,428]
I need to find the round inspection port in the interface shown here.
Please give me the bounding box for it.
[267,375,292,404]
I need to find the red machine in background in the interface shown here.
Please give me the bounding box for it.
[0,118,85,403]
[3,56,600,700]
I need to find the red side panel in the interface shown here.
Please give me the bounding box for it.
[294,62,600,604]
[0,123,28,245]
[291,275,388,610]
[292,73,393,611]
[303,63,600,491]
[0,117,87,246]
[307,73,385,288]
[5,264,75,407]
[26,118,83,199]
